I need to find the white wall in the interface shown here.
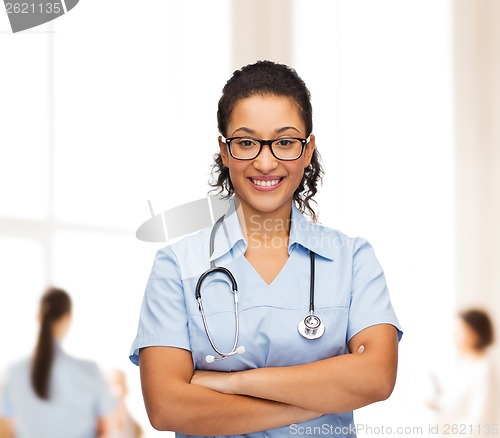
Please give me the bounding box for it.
[454,0,500,329]
[1,1,466,437]
[293,0,454,434]
[0,2,230,436]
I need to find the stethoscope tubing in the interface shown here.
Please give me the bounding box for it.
[195,266,240,359]
[196,210,324,362]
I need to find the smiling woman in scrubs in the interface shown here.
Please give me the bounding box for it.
[130,61,403,437]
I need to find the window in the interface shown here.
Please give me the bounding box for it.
[0,2,230,435]
[293,0,454,431]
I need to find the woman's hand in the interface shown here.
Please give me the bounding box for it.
[141,346,325,435]
[190,325,397,415]
[191,370,238,395]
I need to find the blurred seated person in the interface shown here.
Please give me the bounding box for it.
[427,309,497,437]
[0,372,13,438]
[106,369,144,438]
[0,287,116,438]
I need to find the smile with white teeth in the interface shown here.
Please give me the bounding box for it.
[251,178,282,187]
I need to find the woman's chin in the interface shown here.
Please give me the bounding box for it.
[236,194,293,217]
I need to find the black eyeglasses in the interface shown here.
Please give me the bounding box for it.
[225,137,308,161]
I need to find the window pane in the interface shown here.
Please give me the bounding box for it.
[293,0,454,430]
[0,238,45,369]
[52,229,161,434]
[0,34,50,220]
[53,0,231,230]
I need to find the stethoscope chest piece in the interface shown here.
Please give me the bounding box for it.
[298,314,325,340]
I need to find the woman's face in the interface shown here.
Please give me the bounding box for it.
[455,318,479,353]
[219,94,315,217]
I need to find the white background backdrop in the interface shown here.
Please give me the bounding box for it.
[1,1,454,436]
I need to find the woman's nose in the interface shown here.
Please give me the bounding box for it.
[253,145,278,172]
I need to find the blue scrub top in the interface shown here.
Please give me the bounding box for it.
[130,197,403,438]
[1,343,116,438]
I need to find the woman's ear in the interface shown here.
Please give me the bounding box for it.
[218,136,230,168]
[304,134,316,168]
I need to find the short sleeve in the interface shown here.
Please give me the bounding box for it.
[347,238,403,343]
[129,246,191,365]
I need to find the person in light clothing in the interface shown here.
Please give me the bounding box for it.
[428,309,498,437]
[130,60,403,437]
[0,287,116,438]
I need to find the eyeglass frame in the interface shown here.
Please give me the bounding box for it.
[223,136,309,161]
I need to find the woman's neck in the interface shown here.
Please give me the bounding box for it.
[235,196,292,251]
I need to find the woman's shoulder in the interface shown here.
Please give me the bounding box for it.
[156,225,211,256]
[304,219,373,257]
[153,226,212,270]
[292,202,364,244]
[3,357,31,381]
[310,220,357,240]
[150,226,214,279]
[55,350,103,377]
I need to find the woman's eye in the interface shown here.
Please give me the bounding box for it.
[238,139,256,147]
[277,139,293,147]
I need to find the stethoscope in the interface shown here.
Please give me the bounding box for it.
[195,215,325,363]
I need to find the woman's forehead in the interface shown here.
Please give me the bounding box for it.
[228,94,305,134]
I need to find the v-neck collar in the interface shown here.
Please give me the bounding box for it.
[208,197,336,264]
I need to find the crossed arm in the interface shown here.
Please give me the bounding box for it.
[140,323,399,436]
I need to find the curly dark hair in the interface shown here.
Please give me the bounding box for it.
[209,60,324,222]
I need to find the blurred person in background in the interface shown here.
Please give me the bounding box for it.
[0,287,116,438]
[0,417,13,438]
[106,369,144,438]
[427,309,498,437]
[0,371,13,438]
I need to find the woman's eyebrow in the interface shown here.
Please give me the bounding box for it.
[230,126,300,136]
[276,126,300,134]
[231,127,255,136]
